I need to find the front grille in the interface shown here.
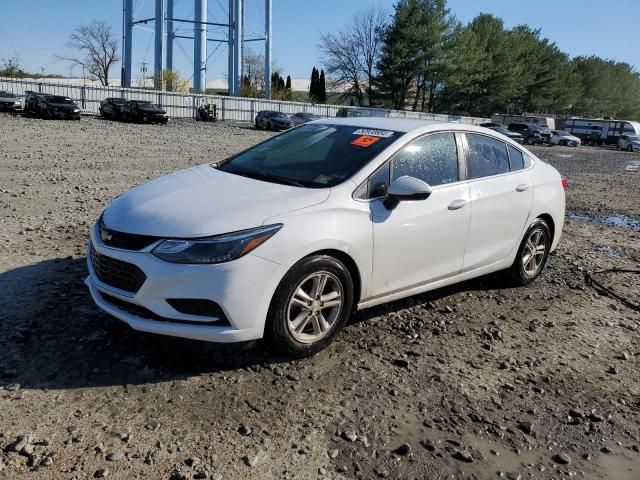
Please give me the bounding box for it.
[100,292,224,326]
[99,218,159,251]
[90,244,147,293]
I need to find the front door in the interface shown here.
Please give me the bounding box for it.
[370,132,471,297]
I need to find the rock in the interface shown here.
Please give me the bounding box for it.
[145,420,160,431]
[169,471,186,480]
[5,383,20,392]
[244,454,258,467]
[569,408,585,419]
[238,424,252,436]
[606,366,618,375]
[588,412,604,422]
[10,433,35,453]
[0,459,4,472]
[420,439,436,451]
[212,474,223,480]
[553,453,571,465]
[341,431,358,442]
[452,449,473,463]
[600,446,614,454]
[106,451,125,462]
[517,421,534,435]
[393,443,411,456]
[374,465,389,477]
[506,472,522,480]
[392,358,409,368]
[328,449,339,459]
[94,468,109,478]
[185,457,200,467]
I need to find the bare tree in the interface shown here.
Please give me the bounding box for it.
[57,21,119,86]
[319,7,387,106]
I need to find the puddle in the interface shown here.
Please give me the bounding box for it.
[557,154,575,158]
[567,211,640,232]
[593,245,624,258]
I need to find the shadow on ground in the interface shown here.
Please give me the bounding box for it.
[0,255,514,391]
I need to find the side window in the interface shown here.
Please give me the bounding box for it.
[367,163,390,198]
[507,144,525,171]
[465,134,510,179]
[391,132,459,186]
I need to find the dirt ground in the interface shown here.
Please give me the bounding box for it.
[1,114,639,480]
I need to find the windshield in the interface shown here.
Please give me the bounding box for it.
[271,111,288,118]
[47,96,74,104]
[137,101,161,109]
[0,91,16,98]
[111,98,127,104]
[217,124,399,188]
[556,131,571,136]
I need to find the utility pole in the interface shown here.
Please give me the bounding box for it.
[140,62,149,87]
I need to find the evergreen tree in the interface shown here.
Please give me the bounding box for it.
[309,67,320,101]
[285,75,291,91]
[319,69,327,103]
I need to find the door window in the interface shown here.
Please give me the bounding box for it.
[391,132,459,186]
[465,134,510,179]
[507,144,525,171]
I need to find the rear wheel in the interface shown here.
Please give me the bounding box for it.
[628,145,633,152]
[505,218,551,286]
[266,255,354,357]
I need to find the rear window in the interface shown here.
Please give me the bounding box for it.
[218,124,399,188]
[465,134,510,179]
[507,145,525,171]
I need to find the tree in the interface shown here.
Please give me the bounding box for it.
[153,69,190,93]
[319,6,387,106]
[1,54,24,78]
[309,67,319,101]
[318,69,327,103]
[376,0,425,109]
[57,20,119,86]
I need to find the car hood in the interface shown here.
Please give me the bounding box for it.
[48,103,78,110]
[560,135,580,141]
[102,164,330,237]
[140,107,166,114]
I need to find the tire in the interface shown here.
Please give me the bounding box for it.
[265,255,355,358]
[628,145,633,152]
[255,120,261,130]
[505,218,551,287]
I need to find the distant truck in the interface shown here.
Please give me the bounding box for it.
[491,114,556,130]
[562,118,640,145]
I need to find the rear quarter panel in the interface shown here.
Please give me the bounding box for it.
[530,158,565,251]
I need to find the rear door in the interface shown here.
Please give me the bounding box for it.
[461,134,534,271]
[369,132,471,296]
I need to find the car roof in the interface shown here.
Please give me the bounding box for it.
[313,117,453,133]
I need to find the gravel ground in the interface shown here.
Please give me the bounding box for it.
[1,114,639,480]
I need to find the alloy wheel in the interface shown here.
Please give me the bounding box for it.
[522,228,547,276]
[287,271,344,344]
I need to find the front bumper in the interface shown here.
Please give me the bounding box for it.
[85,223,285,343]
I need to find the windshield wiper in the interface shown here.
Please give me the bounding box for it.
[225,168,306,188]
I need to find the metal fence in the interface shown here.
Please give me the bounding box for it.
[0,76,489,125]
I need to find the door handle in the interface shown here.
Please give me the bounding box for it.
[516,184,531,192]
[447,199,467,210]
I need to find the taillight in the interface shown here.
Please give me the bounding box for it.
[561,176,567,189]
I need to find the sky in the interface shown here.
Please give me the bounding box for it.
[0,0,639,82]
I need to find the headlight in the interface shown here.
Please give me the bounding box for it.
[73,108,80,113]
[152,224,282,264]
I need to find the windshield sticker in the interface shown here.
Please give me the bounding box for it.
[352,135,380,148]
[313,175,333,184]
[352,128,394,138]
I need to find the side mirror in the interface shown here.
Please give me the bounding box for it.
[383,176,432,210]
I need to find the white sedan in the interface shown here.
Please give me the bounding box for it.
[86,119,565,357]
[550,130,581,147]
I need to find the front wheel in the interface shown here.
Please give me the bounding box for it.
[265,255,354,357]
[505,219,551,286]
[628,145,633,152]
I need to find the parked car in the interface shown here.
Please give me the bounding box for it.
[479,122,504,128]
[24,92,81,119]
[617,134,640,152]
[508,122,551,145]
[121,100,168,124]
[87,118,565,357]
[487,126,524,143]
[99,97,127,119]
[550,130,581,147]
[255,110,293,130]
[0,91,23,112]
[291,112,321,126]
